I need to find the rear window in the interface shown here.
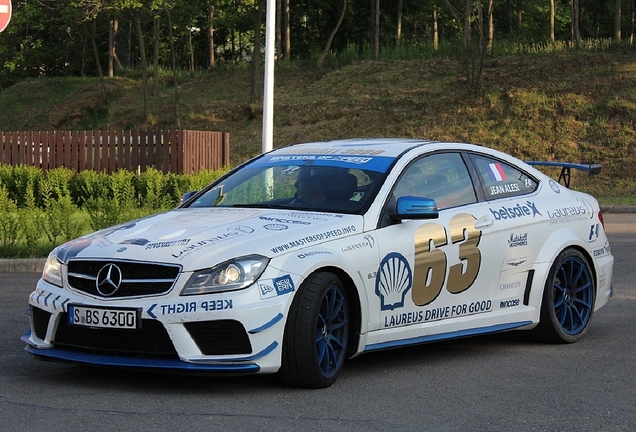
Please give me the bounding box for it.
[471,155,538,200]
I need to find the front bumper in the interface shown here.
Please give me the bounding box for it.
[23,272,294,374]
[22,334,262,373]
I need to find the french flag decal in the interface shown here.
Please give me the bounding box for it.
[487,163,507,181]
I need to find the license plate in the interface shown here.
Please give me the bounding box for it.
[68,305,141,330]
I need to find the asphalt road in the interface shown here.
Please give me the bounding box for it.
[1,214,634,432]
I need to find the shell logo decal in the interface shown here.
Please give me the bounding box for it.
[375,252,412,311]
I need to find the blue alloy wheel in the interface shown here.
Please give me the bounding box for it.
[279,272,350,388]
[316,283,349,379]
[535,248,595,343]
[553,255,593,335]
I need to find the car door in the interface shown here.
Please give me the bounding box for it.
[468,153,542,310]
[367,152,511,343]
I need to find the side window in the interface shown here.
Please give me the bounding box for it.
[471,154,538,200]
[394,153,477,209]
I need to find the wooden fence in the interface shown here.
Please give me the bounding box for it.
[0,130,230,174]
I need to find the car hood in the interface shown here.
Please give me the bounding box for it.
[56,208,362,270]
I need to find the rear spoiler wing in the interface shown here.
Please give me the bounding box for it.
[525,161,602,189]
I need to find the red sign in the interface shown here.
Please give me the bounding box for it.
[0,0,11,33]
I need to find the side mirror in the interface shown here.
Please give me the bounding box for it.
[392,196,439,220]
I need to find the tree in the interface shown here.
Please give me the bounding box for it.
[132,9,150,119]
[317,0,348,68]
[250,0,264,103]
[444,0,492,94]
[88,19,107,100]
[631,0,635,43]
[276,0,281,63]
[153,14,161,94]
[614,0,621,42]
[572,0,581,49]
[2,0,634,97]
[516,0,522,41]
[396,0,403,47]
[209,3,215,67]
[166,7,181,127]
[69,0,108,99]
[433,4,439,51]
[550,0,555,45]
[283,0,290,60]
[488,0,494,53]
[372,0,380,60]
[108,17,125,77]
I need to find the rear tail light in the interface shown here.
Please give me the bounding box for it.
[598,210,605,229]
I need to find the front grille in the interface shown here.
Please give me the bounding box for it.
[54,313,178,358]
[184,320,252,355]
[67,259,181,298]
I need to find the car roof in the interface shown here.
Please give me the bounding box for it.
[273,138,440,158]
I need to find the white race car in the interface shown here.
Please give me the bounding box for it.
[23,138,614,388]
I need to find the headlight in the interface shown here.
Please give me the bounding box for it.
[42,248,63,287]
[181,255,269,295]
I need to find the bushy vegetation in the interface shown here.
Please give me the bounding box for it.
[0,166,227,258]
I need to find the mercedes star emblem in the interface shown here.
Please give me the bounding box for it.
[96,264,123,296]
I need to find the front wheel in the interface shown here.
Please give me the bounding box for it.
[278,272,349,388]
[533,248,595,343]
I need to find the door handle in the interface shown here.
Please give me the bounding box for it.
[474,216,494,229]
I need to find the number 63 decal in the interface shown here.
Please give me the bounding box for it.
[412,213,482,306]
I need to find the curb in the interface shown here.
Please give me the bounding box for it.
[0,258,46,274]
[600,205,636,214]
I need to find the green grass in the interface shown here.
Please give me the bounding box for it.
[1,48,635,200]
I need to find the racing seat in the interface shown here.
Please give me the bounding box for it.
[327,173,358,200]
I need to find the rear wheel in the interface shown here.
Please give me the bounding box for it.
[534,249,595,343]
[278,272,349,388]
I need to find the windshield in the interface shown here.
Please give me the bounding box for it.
[186,151,394,214]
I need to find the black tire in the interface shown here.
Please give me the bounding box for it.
[533,248,595,343]
[278,272,349,388]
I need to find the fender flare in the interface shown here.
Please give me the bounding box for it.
[270,247,371,353]
[527,228,597,311]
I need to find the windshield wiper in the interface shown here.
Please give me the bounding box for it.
[230,203,291,209]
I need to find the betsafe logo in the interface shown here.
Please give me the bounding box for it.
[490,201,542,220]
